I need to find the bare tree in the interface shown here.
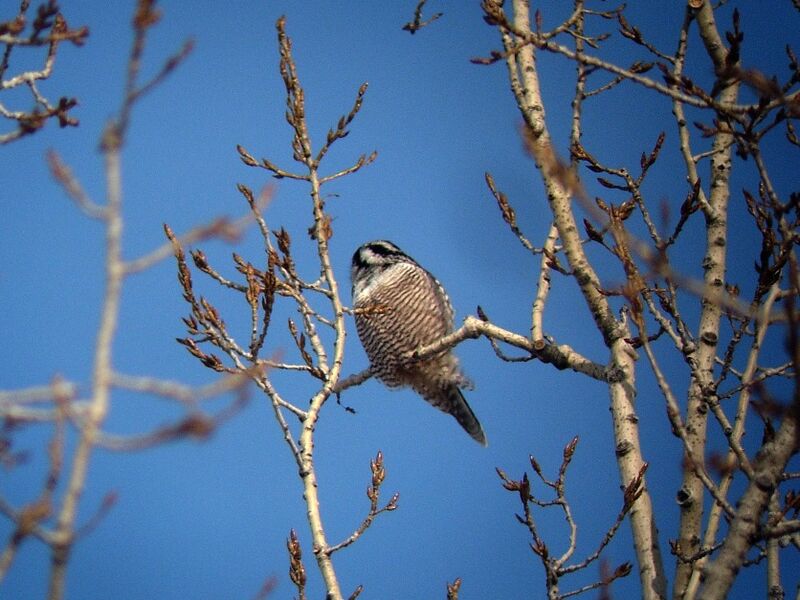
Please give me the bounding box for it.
[468,1,799,599]
[167,3,799,597]
[2,1,798,599]
[0,0,87,144]
[167,16,390,600]
[1,3,249,598]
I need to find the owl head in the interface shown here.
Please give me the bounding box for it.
[351,240,416,294]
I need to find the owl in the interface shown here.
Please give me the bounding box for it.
[350,240,487,446]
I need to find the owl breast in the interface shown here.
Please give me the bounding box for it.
[353,262,455,388]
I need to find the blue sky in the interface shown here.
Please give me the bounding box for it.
[2,2,798,599]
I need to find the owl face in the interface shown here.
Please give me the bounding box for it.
[351,240,417,302]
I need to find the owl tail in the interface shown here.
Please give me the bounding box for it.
[445,386,488,447]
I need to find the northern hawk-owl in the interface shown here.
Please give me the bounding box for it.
[351,240,487,446]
